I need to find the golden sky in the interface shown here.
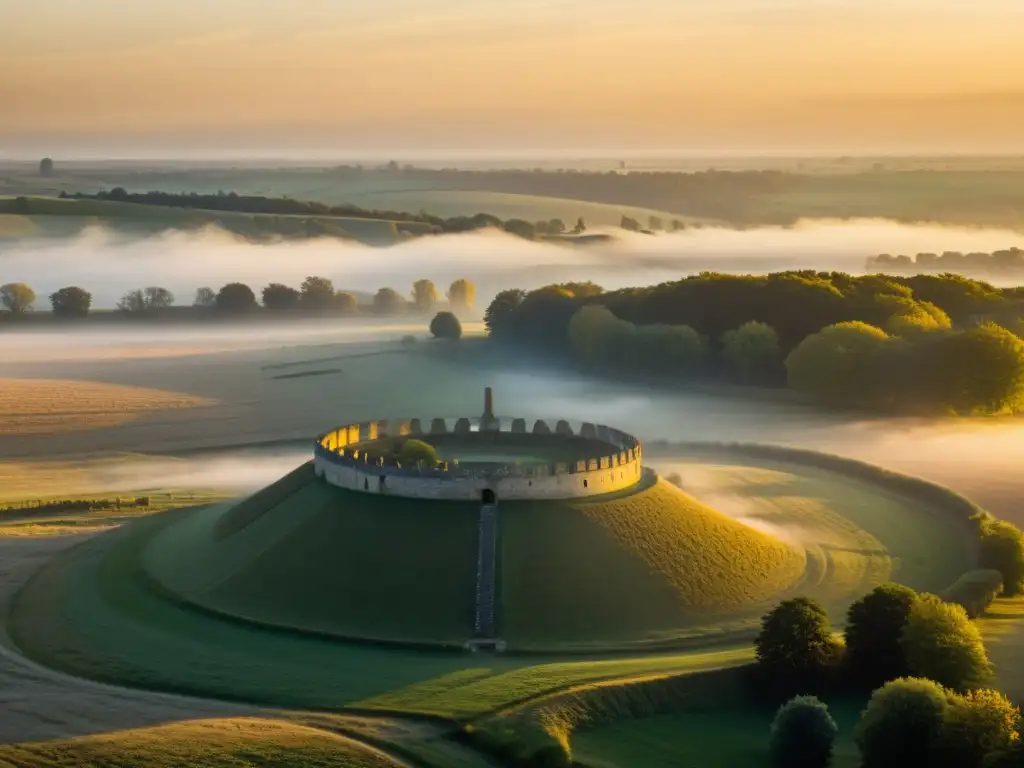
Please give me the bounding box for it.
[3,0,1024,155]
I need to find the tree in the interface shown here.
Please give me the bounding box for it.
[648,215,664,231]
[504,219,536,239]
[117,289,147,314]
[785,322,896,409]
[547,218,566,235]
[215,283,258,314]
[979,520,1024,596]
[49,287,92,319]
[916,324,1024,415]
[985,740,1024,767]
[620,215,641,232]
[335,292,358,314]
[412,279,439,313]
[39,157,54,175]
[143,286,174,309]
[568,305,630,363]
[854,678,949,768]
[845,583,918,689]
[262,283,301,311]
[485,289,527,338]
[570,217,586,234]
[721,322,781,383]
[447,279,476,315]
[397,439,440,467]
[373,287,404,315]
[769,695,837,768]
[902,594,992,692]
[300,276,336,311]
[193,287,216,308]
[430,311,462,340]
[754,598,838,697]
[939,689,1020,768]
[629,324,705,372]
[0,283,36,314]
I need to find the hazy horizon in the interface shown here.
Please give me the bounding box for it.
[4,1,1024,156]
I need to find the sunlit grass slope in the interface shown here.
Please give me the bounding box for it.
[143,466,479,643]
[0,718,403,768]
[499,479,805,647]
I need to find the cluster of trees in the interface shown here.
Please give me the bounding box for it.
[619,214,686,233]
[869,248,1024,274]
[66,190,592,241]
[757,583,1018,768]
[0,278,475,321]
[484,272,1024,415]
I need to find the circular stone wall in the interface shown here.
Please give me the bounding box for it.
[314,415,643,501]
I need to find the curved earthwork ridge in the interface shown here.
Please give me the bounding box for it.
[4,443,977,714]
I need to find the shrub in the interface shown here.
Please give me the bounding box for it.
[430,311,463,340]
[985,740,1024,767]
[845,583,918,688]
[769,695,837,768]
[979,520,1024,596]
[902,594,992,692]
[854,677,949,768]
[942,571,1005,619]
[939,689,1020,768]
[754,598,839,698]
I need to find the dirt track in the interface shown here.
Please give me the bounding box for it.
[0,534,259,742]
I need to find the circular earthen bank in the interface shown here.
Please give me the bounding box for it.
[314,388,643,502]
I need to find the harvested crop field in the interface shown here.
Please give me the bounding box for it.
[0,378,212,435]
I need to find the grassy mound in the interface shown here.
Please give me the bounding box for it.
[144,472,479,644]
[145,471,803,649]
[0,718,404,768]
[499,479,806,647]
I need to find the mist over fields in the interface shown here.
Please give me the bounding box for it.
[2,218,1023,309]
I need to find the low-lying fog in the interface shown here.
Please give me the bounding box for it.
[2,218,1022,309]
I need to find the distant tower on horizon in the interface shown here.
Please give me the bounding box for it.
[481,387,499,432]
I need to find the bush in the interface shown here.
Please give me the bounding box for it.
[854,677,949,768]
[769,695,837,768]
[902,594,992,692]
[939,689,1020,768]
[979,520,1024,596]
[845,583,918,688]
[985,740,1024,767]
[754,598,839,698]
[942,571,1005,619]
[430,311,463,340]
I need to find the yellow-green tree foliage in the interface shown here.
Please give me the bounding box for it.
[721,321,781,381]
[0,282,36,314]
[785,322,894,408]
[938,688,1020,768]
[978,519,1024,596]
[901,595,992,692]
[412,279,439,313]
[568,305,630,362]
[568,306,704,372]
[447,279,476,315]
[917,323,1024,415]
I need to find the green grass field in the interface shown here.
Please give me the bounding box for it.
[145,476,479,644]
[500,479,805,647]
[0,718,404,768]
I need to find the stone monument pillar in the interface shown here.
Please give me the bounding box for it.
[480,386,499,432]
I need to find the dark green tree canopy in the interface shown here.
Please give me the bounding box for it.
[216,282,258,313]
[262,283,301,311]
[845,583,918,688]
[49,286,92,319]
[430,311,462,340]
[769,695,838,768]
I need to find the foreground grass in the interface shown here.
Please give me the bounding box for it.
[0,718,405,768]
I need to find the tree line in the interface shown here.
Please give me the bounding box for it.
[65,189,595,241]
[484,272,1024,416]
[0,278,475,320]
[869,248,1024,274]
